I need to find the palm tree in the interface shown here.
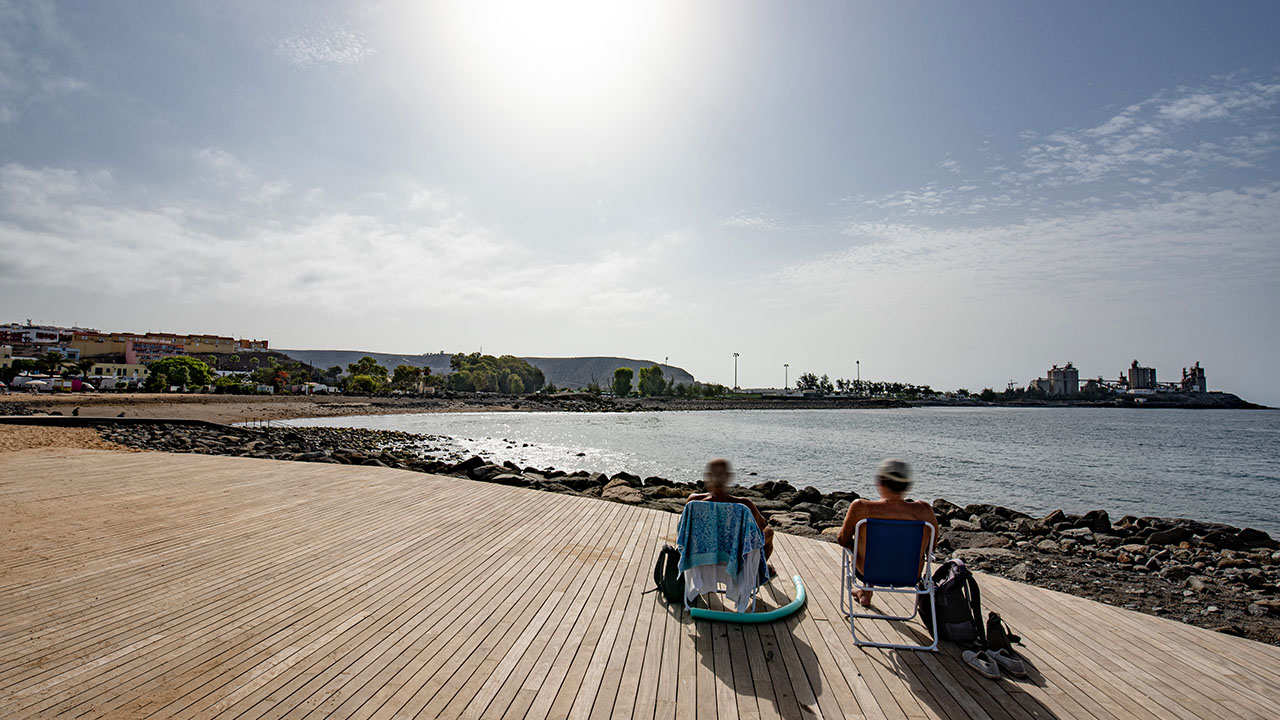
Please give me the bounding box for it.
[38,351,71,377]
[75,359,97,377]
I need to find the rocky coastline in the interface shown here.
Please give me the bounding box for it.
[93,421,1280,645]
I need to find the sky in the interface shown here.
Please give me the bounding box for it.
[1,1,1278,403]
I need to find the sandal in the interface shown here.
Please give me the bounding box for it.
[963,650,1001,680]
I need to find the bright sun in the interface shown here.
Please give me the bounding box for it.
[428,1,680,139]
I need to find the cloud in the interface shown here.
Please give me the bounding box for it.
[0,162,681,320]
[0,2,87,124]
[773,186,1280,312]
[838,74,1280,223]
[720,211,785,231]
[276,25,376,68]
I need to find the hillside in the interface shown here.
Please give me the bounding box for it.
[276,350,695,389]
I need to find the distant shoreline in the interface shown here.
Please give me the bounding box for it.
[0,388,1267,424]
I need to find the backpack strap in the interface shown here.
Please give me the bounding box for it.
[964,575,987,648]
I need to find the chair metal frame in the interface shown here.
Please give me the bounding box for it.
[840,518,938,652]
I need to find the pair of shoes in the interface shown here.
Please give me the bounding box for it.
[962,648,1027,679]
[988,648,1027,677]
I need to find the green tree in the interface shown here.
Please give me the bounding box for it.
[75,359,97,377]
[348,374,379,393]
[348,356,387,379]
[979,387,997,402]
[637,365,666,396]
[145,371,169,392]
[1,358,39,384]
[391,364,425,391]
[445,353,543,394]
[506,373,524,394]
[612,367,634,397]
[146,356,214,389]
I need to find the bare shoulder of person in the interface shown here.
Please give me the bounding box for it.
[687,492,709,502]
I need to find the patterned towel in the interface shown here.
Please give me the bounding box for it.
[676,500,766,580]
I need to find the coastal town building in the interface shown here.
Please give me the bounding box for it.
[87,362,151,388]
[1029,362,1080,395]
[3,321,269,365]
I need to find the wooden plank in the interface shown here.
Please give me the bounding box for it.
[3,448,1280,720]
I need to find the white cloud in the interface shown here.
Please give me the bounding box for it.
[0,2,86,124]
[720,211,784,231]
[776,186,1280,308]
[0,162,681,320]
[276,26,376,68]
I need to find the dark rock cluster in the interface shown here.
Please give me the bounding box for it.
[96,420,1280,645]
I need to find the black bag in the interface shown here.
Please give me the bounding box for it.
[653,544,685,604]
[986,611,1021,652]
[919,559,985,648]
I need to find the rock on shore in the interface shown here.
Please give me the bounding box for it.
[94,421,1280,646]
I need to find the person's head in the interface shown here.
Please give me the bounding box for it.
[875,458,913,498]
[704,458,733,492]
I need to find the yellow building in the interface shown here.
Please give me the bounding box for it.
[86,362,150,387]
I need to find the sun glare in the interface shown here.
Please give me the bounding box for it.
[428,1,681,146]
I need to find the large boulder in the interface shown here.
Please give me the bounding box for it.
[947,530,1013,550]
[793,502,836,522]
[1235,528,1279,550]
[1077,509,1112,534]
[952,548,1018,562]
[601,478,643,504]
[754,498,792,513]
[793,486,824,505]
[1146,526,1194,546]
[451,455,486,474]
[932,498,963,520]
[610,471,642,486]
[1201,528,1243,550]
[1040,509,1066,526]
[468,463,505,481]
[769,512,819,536]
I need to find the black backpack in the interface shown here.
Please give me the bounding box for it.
[919,559,985,648]
[653,545,685,604]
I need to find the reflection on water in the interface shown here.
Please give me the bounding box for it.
[284,407,1280,535]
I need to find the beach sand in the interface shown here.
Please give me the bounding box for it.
[0,424,135,453]
[0,393,467,424]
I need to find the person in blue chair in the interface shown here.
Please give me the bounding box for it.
[836,459,939,608]
[686,458,775,562]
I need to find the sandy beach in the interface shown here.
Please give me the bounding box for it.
[0,393,491,423]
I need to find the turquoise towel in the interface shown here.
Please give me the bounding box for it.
[677,500,766,581]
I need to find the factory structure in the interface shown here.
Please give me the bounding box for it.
[1028,360,1209,397]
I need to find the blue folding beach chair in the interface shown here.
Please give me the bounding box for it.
[841,518,938,651]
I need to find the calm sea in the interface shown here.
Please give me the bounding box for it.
[284,407,1280,536]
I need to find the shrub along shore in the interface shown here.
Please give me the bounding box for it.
[93,421,1280,646]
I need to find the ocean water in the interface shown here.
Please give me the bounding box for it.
[284,407,1280,536]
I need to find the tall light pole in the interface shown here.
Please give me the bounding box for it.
[733,352,740,390]
[856,360,861,395]
[784,363,789,394]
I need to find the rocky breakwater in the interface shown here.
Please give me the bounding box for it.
[933,501,1280,644]
[95,421,1280,645]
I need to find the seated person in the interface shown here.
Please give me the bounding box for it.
[836,458,939,607]
[687,458,774,561]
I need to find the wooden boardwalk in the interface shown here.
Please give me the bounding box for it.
[1,449,1278,719]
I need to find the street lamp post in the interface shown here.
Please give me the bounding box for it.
[733,352,740,390]
[856,360,861,395]
[784,363,789,395]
